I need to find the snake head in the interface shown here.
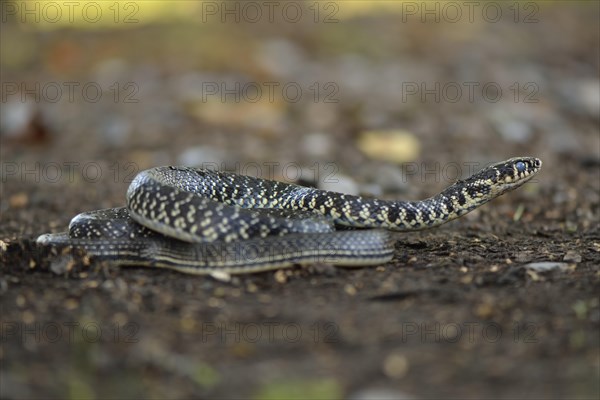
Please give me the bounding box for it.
[466,157,542,196]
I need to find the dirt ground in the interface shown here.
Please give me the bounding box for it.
[1,2,599,399]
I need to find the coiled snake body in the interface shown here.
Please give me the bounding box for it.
[37,157,541,275]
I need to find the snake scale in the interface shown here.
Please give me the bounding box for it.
[37,157,541,275]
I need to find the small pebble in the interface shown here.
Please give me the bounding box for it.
[557,78,600,118]
[300,132,333,158]
[524,262,569,272]
[257,38,306,78]
[0,99,36,138]
[207,297,224,308]
[563,250,582,263]
[344,284,357,296]
[372,164,409,194]
[101,280,115,291]
[527,270,542,281]
[246,282,258,293]
[491,114,533,143]
[357,130,420,164]
[515,252,533,263]
[22,311,35,324]
[319,174,360,195]
[382,353,409,379]
[9,193,28,208]
[274,269,287,284]
[178,146,228,168]
[209,271,231,282]
[576,79,600,117]
[98,116,133,145]
[572,300,588,319]
[49,255,74,275]
[475,303,495,319]
[64,298,79,310]
[359,183,383,197]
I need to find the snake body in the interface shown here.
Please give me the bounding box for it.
[37,157,541,274]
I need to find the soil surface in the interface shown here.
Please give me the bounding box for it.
[1,3,599,399]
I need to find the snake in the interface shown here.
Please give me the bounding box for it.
[36,157,541,275]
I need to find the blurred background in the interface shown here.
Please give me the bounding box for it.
[1,1,599,399]
[2,1,597,210]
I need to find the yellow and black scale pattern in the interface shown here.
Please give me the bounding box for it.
[37,157,541,275]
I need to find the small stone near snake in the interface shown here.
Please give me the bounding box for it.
[49,255,75,275]
[563,250,582,263]
[524,262,569,272]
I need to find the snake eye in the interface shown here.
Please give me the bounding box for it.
[516,161,526,173]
